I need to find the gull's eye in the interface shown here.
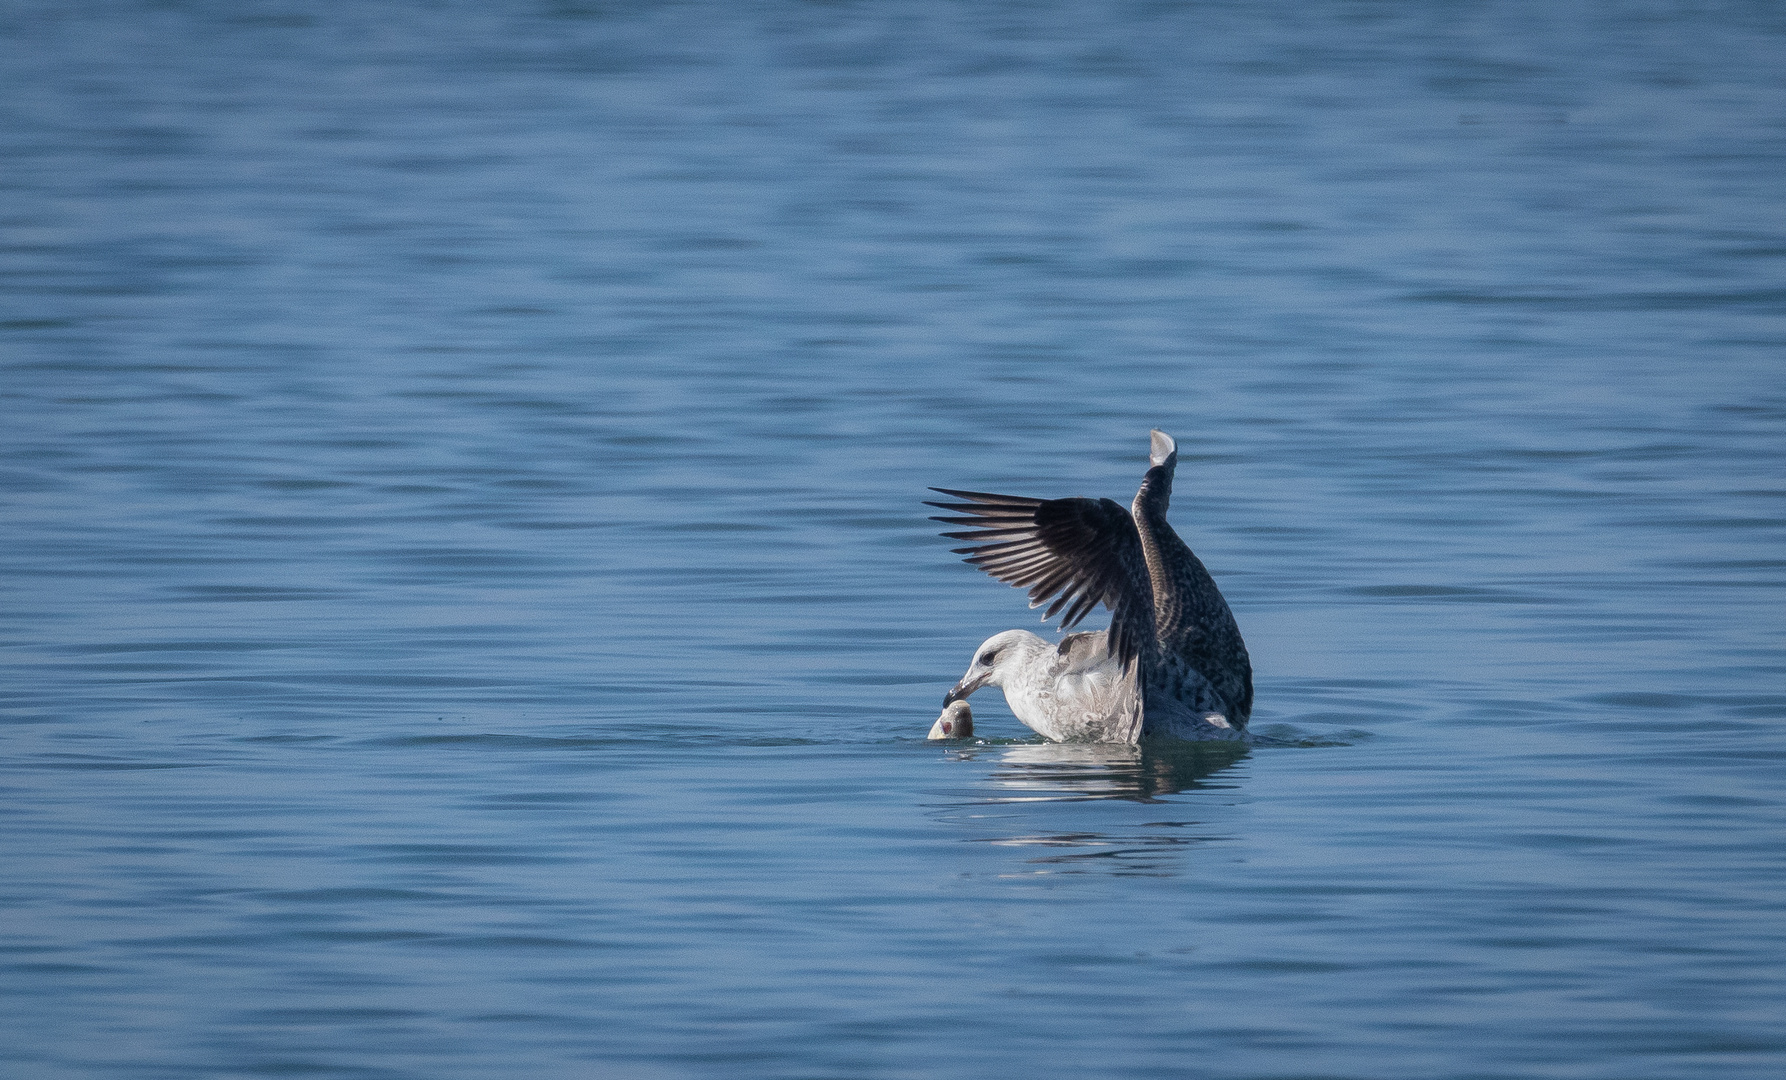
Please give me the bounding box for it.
[978,651,997,666]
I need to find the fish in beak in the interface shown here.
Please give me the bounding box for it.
[927,700,974,740]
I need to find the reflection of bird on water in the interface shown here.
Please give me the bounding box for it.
[930,429,1252,743]
[977,742,1248,802]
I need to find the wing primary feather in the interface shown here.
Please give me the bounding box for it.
[930,487,1152,669]
[971,544,1049,564]
[1059,594,1099,628]
[964,547,1049,566]
[1044,586,1092,622]
[936,527,1032,539]
[924,506,1031,518]
[927,488,1044,507]
[1025,565,1077,603]
[981,554,1056,577]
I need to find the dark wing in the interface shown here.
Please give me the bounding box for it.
[926,488,1155,669]
[1147,525,1255,724]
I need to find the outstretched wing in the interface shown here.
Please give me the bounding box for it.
[926,488,1155,669]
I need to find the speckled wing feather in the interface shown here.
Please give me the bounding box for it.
[1145,524,1255,724]
[926,489,1155,669]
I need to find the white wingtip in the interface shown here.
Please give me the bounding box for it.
[1149,429,1177,467]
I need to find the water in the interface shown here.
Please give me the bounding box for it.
[3,1,1784,1076]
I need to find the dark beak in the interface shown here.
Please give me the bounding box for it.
[942,677,978,706]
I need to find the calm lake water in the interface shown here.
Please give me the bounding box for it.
[3,2,1785,1077]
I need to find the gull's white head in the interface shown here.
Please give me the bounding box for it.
[943,629,1044,707]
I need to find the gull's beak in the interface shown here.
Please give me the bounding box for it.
[943,672,987,706]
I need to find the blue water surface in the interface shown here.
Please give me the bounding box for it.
[3,2,1784,1077]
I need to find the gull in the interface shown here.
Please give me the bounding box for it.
[929,430,1252,743]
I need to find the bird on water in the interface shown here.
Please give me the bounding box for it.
[929,429,1252,743]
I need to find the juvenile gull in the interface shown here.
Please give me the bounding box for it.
[929,429,1252,743]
